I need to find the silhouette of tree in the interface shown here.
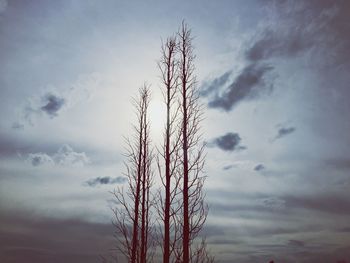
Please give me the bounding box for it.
[156,36,182,263]
[112,85,154,263]
[156,21,213,263]
[178,21,209,263]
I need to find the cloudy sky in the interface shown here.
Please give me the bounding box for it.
[1,0,350,262]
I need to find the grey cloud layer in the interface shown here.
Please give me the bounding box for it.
[284,194,350,216]
[209,190,350,220]
[206,188,350,262]
[0,213,115,263]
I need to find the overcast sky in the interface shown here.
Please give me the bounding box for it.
[1,0,350,262]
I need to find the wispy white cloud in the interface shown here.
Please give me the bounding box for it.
[14,73,100,128]
[26,144,90,167]
[27,152,54,166]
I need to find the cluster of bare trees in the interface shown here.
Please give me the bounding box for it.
[112,22,214,263]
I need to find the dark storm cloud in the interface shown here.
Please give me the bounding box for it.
[200,70,232,97]
[40,93,65,118]
[245,27,313,62]
[210,132,246,152]
[254,164,265,171]
[0,213,116,263]
[246,0,350,65]
[84,176,127,187]
[273,126,296,141]
[202,0,350,111]
[207,64,273,111]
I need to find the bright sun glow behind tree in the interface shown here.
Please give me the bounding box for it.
[148,97,167,140]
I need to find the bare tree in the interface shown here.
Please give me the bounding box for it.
[156,22,213,263]
[140,86,153,263]
[156,36,182,263]
[112,85,154,263]
[178,21,208,263]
